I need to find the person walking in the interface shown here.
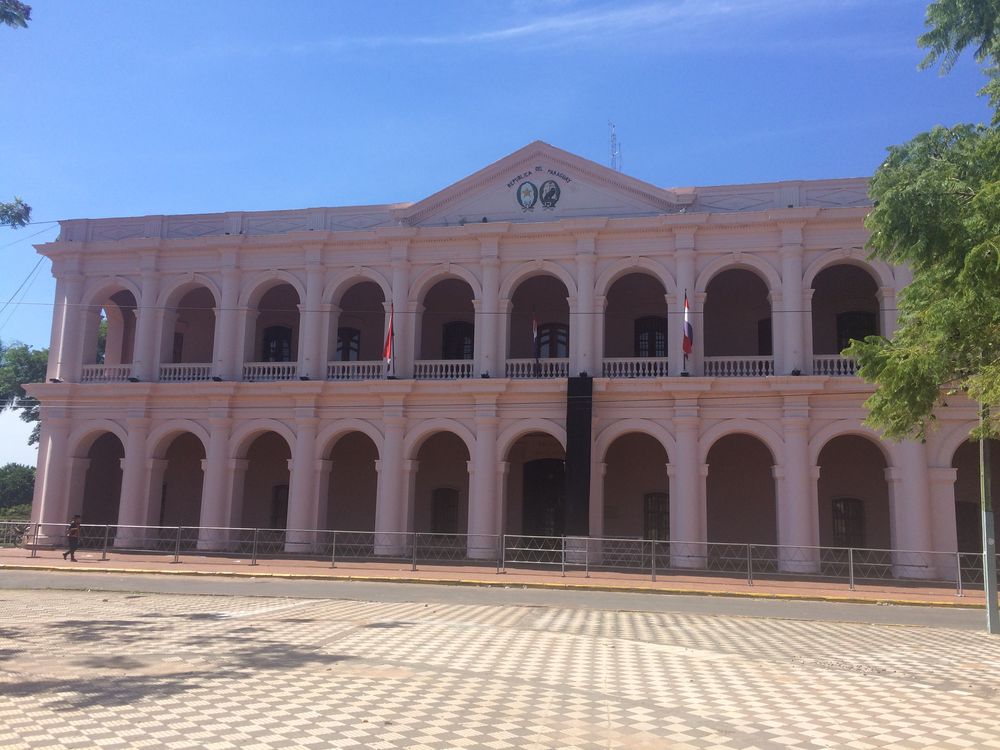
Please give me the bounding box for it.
[63,515,81,561]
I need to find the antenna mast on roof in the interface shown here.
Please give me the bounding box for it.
[608,121,623,172]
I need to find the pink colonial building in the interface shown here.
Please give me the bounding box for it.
[26,142,996,573]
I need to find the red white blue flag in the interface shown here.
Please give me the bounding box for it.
[383,304,394,370]
[682,292,693,357]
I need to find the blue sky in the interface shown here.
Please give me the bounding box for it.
[0,0,994,462]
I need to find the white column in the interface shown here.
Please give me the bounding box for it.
[390,257,411,378]
[55,273,85,382]
[497,299,511,377]
[30,418,72,542]
[779,225,805,375]
[574,241,596,376]
[402,459,419,532]
[588,461,607,565]
[299,265,324,379]
[115,418,152,545]
[375,416,405,552]
[693,292,707,376]
[216,266,241,380]
[478,256,500,377]
[496,460,511,536]
[132,266,161,380]
[877,287,898,339]
[929,467,959,579]
[46,276,68,382]
[286,417,319,551]
[673,235,696,376]
[314,459,333,532]
[468,411,499,558]
[197,419,232,550]
[778,407,819,571]
[767,290,784,374]
[886,440,935,578]
[144,459,169,527]
[803,288,816,373]
[593,296,607,376]
[670,409,704,567]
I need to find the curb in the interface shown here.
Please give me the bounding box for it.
[0,562,983,609]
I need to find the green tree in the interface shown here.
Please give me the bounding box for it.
[0,340,47,446]
[0,462,34,509]
[1,1,32,227]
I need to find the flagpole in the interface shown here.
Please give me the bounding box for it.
[391,304,396,378]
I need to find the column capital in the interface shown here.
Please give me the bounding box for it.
[771,465,786,480]
[147,458,170,472]
[929,466,958,483]
[699,463,710,478]
[810,465,822,480]
[403,459,419,474]
[229,458,250,473]
[884,466,904,483]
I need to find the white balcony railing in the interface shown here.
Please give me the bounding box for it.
[813,355,858,376]
[80,364,132,383]
[602,357,669,378]
[505,358,570,379]
[703,356,774,377]
[242,362,298,381]
[413,360,474,380]
[159,363,212,382]
[326,361,387,381]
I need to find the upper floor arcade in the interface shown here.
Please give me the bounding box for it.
[36,141,884,387]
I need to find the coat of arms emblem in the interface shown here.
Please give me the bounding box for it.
[539,180,561,209]
[517,182,538,210]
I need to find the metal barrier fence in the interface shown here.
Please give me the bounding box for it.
[5,520,999,594]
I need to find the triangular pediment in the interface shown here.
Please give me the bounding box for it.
[393,142,692,227]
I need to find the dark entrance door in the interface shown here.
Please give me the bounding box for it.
[522,458,566,536]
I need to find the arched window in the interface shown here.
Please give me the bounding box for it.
[538,322,568,359]
[263,326,293,362]
[634,316,667,358]
[336,327,361,362]
[836,311,877,352]
[831,497,865,548]
[441,321,474,360]
[431,487,460,534]
[643,491,669,540]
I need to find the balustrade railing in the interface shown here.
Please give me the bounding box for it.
[602,357,669,378]
[80,364,132,383]
[158,363,213,382]
[326,360,387,381]
[10,519,994,593]
[812,355,858,376]
[703,356,774,377]
[242,362,298,381]
[413,360,474,380]
[505,358,569,379]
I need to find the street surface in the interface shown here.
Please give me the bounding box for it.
[1,573,998,749]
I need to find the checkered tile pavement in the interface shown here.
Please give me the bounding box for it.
[1,590,999,749]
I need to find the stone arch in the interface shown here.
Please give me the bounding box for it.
[238,270,306,309]
[409,264,482,305]
[808,420,893,466]
[595,419,675,462]
[499,261,578,300]
[930,419,979,468]
[316,419,384,460]
[229,419,297,458]
[81,276,142,309]
[147,420,211,460]
[497,419,567,461]
[156,274,222,309]
[69,420,128,458]
[324,268,391,307]
[694,254,781,295]
[595,257,677,298]
[803,249,894,291]
[698,419,783,465]
[404,419,476,460]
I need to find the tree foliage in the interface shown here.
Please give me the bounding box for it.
[0,197,31,228]
[919,0,1000,120]
[0,0,30,30]
[0,462,34,509]
[0,340,47,446]
[846,2,1000,440]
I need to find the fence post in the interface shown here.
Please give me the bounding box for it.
[173,526,182,564]
[848,547,855,591]
[561,537,566,577]
[101,525,110,561]
[411,532,417,572]
[746,544,753,586]
[251,528,259,566]
[585,538,590,579]
[651,540,657,583]
[495,535,502,574]
[30,522,38,558]
[956,551,963,597]
[331,530,337,569]
[501,534,507,573]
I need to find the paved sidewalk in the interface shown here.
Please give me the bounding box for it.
[0,546,983,607]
